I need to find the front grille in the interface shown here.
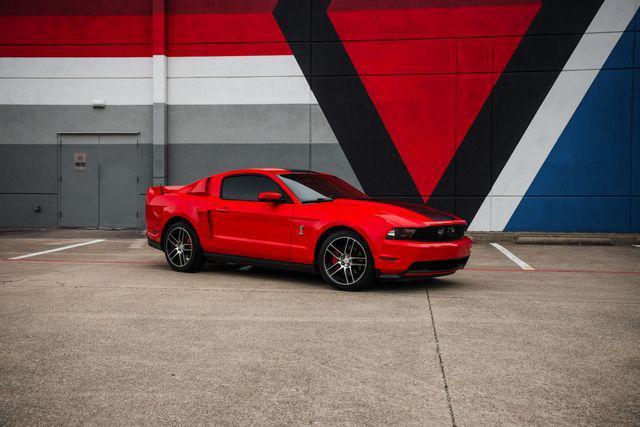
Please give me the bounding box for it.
[408,257,469,273]
[412,225,466,242]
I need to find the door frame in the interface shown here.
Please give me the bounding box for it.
[57,132,140,228]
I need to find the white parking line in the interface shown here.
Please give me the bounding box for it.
[9,239,106,260]
[490,243,535,271]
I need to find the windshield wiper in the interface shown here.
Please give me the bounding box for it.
[303,197,333,204]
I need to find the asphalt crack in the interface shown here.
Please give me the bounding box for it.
[426,283,457,427]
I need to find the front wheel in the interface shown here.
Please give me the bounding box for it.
[163,221,205,272]
[318,230,375,291]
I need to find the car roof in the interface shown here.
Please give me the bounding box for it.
[183,169,325,193]
[220,168,321,175]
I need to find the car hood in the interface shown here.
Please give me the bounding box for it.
[326,199,466,227]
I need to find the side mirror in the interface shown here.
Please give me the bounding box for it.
[258,192,284,202]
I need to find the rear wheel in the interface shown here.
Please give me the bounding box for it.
[318,230,375,291]
[163,221,205,272]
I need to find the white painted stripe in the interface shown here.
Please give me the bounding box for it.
[167,55,305,78]
[633,245,640,248]
[0,78,152,105]
[563,32,631,70]
[153,55,167,104]
[490,243,534,271]
[0,57,151,78]
[9,239,106,260]
[0,76,316,105]
[168,76,315,105]
[0,55,316,105]
[586,0,640,32]
[0,56,304,79]
[470,0,639,231]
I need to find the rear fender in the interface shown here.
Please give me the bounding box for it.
[145,185,184,239]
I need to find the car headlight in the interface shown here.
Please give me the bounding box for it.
[386,228,417,240]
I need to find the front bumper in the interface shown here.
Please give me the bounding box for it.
[148,237,162,250]
[147,230,162,251]
[374,236,473,278]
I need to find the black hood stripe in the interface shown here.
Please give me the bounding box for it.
[379,201,456,222]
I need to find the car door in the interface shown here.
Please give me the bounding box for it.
[211,174,294,261]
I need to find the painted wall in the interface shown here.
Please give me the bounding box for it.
[0,0,639,232]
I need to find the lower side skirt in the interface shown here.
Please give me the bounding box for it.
[204,252,316,274]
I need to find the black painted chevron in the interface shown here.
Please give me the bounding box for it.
[273,0,421,199]
[429,0,605,222]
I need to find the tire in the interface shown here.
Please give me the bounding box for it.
[163,221,205,272]
[318,230,375,291]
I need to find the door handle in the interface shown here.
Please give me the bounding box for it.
[215,207,230,213]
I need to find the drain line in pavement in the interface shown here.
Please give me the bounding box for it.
[426,284,457,427]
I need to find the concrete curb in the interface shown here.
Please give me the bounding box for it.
[468,232,640,246]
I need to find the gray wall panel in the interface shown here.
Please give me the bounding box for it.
[139,143,152,194]
[138,195,146,230]
[0,143,152,194]
[0,194,58,228]
[167,144,310,185]
[0,105,152,144]
[153,103,167,185]
[311,143,362,190]
[311,105,338,144]
[97,138,139,229]
[0,145,58,193]
[59,136,99,227]
[168,105,310,144]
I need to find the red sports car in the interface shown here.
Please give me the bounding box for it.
[146,168,472,290]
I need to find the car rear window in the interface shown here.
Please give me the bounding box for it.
[220,175,285,201]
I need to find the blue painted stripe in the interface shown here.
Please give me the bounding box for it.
[506,14,638,232]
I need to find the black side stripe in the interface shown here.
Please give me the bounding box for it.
[429,0,606,222]
[273,0,421,199]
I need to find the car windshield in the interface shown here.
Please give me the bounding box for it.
[279,173,369,203]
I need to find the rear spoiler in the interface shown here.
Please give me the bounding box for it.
[146,185,182,202]
[147,177,210,201]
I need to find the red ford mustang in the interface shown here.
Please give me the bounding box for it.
[146,168,472,290]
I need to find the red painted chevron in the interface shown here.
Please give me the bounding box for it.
[328,0,540,199]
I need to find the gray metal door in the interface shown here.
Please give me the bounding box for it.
[98,134,138,228]
[59,134,138,228]
[60,135,99,227]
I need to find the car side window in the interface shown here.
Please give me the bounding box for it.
[221,175,287,201]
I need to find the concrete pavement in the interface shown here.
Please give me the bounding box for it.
[0,231,638,425]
